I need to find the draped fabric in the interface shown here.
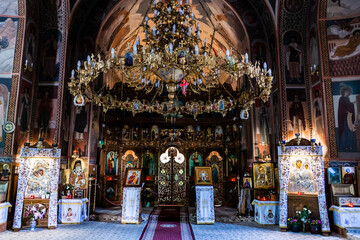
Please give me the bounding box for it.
[195,186,215,224]
[329,205,360,228]
[0,202,11,225]
[121,187,141,224]
[252,200,279,225]
[58,198,88,224]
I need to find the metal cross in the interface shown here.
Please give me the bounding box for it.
[179,79,189,95]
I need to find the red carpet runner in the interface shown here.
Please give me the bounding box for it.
[140,206,195,240]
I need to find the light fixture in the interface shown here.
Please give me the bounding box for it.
[68,0,273,118]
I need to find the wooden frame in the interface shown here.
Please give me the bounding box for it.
[342,166,356,184]
[243,176,252,188]
[328,167,341,184]
[194,166,213,186]
[124,168,143,187]
[253,162,275,189]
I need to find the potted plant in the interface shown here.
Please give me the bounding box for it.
[288,217,301,232]
[309,219,321,234]
[297,206,311,232]
[46,191,50,199]
[24,203,47,231]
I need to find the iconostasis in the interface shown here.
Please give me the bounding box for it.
[13,145,61,230]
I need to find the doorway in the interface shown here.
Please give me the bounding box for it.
[157,147,186,205]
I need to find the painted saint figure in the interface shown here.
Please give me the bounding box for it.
[20,86,30,132]
[127,171,139,185]
[106,152,116,175]
[332,30,360,58]
[69,160,86,189]
[38,90,52,139]
[338,86,356,151]
[289,94,306,134]
[286,37,302,83]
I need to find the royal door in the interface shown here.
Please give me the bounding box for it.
[157,147,186,205]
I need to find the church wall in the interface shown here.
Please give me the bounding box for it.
[319,0,360,160]
[0,0,25,157]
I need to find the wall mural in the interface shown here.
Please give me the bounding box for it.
[40,29,61,82]
[326,18,360,76]
[286,88,309,139]
[0,77,11,154]
[0,17,18,73]
[15,79,32,154]
[255,100,271,161]
[34,86,58,143]
[312,83,326,151]
[283,31,304,85]
[327,0,360,19]
[331,79,360,157]
[71,104,89,157]
[0,0,18,16]
[284,0,303,13]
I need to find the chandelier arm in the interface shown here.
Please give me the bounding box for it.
[220,83,236,102]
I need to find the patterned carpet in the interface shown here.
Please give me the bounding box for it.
[140,206,195,240]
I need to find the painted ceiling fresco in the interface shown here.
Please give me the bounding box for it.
[97,0,249,57]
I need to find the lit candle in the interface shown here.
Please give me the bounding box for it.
[77,60,81,70]
[197,23,199,31]
[172,24,176,34]
[245,53,248,63]
[87,55,91,65]
[191,12,194,20]
[197,30,200,39]
[111,48,115,59]
[313,64,316,69]
[153,26,156,36]
[204,37,207,46]
[145,16,148,25]
[188,27,191,36]
[137,36,140,45]
[226,49,230,59]
[195,45,199,55]
[71,69,75,78]
[168,6,171,14]
[25,59,28,66]
[133,44,137,55]
[153,0,156,7]
[268,69,272,76]
[263,62,267,71]
[169,43,173,54]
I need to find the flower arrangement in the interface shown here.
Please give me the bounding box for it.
[64,184,73,191]
[296,206,312,233]
[287,217,300,227]
[24,203,47,222]
[310,219,321,226]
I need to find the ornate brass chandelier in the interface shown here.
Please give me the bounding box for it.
[68,0,273,117]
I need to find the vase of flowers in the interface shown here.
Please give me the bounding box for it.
[24,203,47,230]
[310,219,321,234]
[288,217,300,232]
[297,206,311,233]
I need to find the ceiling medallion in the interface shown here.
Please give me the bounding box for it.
[68,0,273,118]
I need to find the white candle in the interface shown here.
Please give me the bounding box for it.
[268,69,272,76]
[71,69,75,78]
[245,53,248,63]
[111,48,115,58]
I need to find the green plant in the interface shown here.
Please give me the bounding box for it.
[64,184,73,191]
[296,206,312,232]
[310,219,321,226]
[287,217,300,227]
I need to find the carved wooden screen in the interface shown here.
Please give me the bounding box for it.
[206,151,223,205]
[120,150,139,198]
[158,147,186,205]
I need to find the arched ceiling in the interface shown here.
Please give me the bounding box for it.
[96,0,250,57]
